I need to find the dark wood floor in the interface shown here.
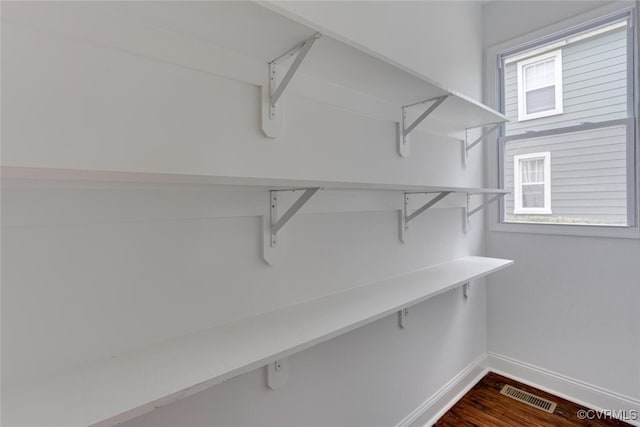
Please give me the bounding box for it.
[435,372,633,427]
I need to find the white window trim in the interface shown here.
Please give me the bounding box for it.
[504,20,627,65]
[513,152,552,215]
[516,49,563,121]
[483,2,639,239]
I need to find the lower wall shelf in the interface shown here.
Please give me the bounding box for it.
[4,256,513,427]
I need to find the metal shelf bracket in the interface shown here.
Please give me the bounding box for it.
[463,193,505,233]
[397,95,449,157]
[261,33,322,138]
[462,124,501,167]
[401,191,452,242]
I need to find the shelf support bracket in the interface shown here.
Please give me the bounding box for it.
[462,124,500,167]
[463,193,505,233]
[264,187,320,265]
[398,308,409,329]
[401,191,452,242]
[262,33,322,138]
[397,95,449,158]
[271,188,320,247]
[267,357,289,390]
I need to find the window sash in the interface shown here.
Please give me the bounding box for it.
[499,118,636,226]
[516,49,563,121]
[513,152,552,214]
[522,184,545,209]
[486,6,638,237]
[524,86,556,114]
[523,59,555,91]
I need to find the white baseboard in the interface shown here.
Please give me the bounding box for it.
[394,354,489,427]
[487,352,640,427]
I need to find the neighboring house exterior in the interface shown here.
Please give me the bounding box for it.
[500,19,632,225]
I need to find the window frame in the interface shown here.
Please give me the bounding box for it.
[517,50,563,121]
[484,4,639,239]
[513,152,552,214]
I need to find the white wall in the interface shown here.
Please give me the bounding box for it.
[269,0,485,98]
[484,0,640,409]
[1,2,489,426]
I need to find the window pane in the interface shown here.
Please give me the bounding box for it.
[522,184,545,208]
[504,26,627,136]
[504,125,628,225]
[524,59,555,90]
[521,158,544,183]
[526,86,555,113]
[545,60,555,82]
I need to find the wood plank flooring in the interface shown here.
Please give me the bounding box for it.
[435,372,633,426]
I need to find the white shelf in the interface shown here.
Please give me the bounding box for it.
[134,1,507,134]
[2,167,508,195]
[39,1,505,136]
[4,256,513,427]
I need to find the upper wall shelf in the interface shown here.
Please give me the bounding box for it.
[3,256,514,427]
[101,2,508,143]
[3,2,507,165]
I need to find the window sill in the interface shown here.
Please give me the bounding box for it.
[513,209,552,215]
[517,108,563,122]
[489,221,640,239]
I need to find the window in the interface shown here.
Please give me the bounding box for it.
[493,8,638,233]
[517,50,563,121]
[514,152,551,215]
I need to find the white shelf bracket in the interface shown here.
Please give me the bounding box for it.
[271,188,320,247]
[266,358,289,390]
[462,124,500,167]
[264,188,320,265]
[398,308,409,329]
[262,33,322,138]
[401,191,452,242]
[462,282,470,299]
[464,193,505,233]
[463,194,471,234]
[397,95,449,157]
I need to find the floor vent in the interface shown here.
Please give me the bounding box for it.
[500,385,557,414]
